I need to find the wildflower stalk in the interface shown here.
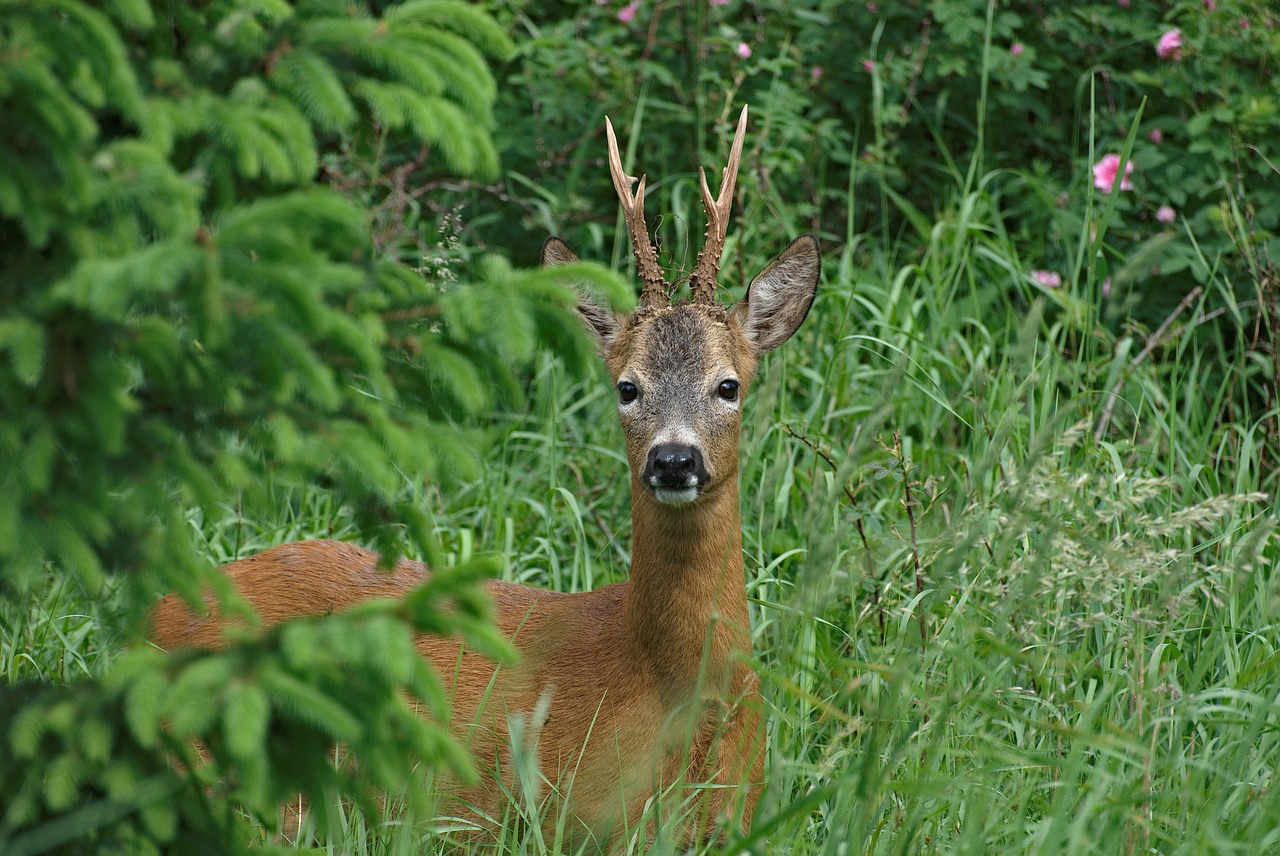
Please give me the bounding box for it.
[892,432,928,649]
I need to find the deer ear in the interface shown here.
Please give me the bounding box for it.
[540,236,579,267]
[541,236,622,352]
[731,235,820,354]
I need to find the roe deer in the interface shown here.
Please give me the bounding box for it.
[149,105,821,848]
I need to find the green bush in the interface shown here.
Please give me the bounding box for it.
[0,0,607,600]
[459,1,1275,350]
[0,0,624,851]
[0,564,505,855]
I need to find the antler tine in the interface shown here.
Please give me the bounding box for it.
[689,105,749,304]
[605,116,668,311]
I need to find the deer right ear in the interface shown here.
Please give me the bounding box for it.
[541,236,622,352]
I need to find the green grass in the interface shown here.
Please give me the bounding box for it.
[4,87,1277,856]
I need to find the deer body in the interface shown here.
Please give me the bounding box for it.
[149,106,820,847]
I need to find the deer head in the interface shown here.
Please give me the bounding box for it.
[542,106,821,509]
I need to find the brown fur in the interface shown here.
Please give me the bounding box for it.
[150,500,763,847]
[151,234,818,848]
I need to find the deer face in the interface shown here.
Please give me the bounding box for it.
[541,235,821,507]
[541,106,820,506]
[608,304,752,505]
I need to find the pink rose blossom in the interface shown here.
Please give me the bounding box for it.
[863,59,876,73]
[1031,270,1062,289]
[1011,42,1025,56]
[1156,29,1182,59]
[736,42,751,59]
[1156,205,1176,223]
[1093,154,1135,194]
[1149,128,1163,144]
[811,66,825,81]
[617,2,639,22]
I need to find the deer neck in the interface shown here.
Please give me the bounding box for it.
[624,476,751,700]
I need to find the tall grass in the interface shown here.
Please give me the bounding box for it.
[5,40,1276,856]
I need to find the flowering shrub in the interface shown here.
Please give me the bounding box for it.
[476,0,1274,328]
[785,0,1276,320]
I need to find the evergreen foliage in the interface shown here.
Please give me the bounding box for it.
[0,0,610,600]
[0,0,623,851]
[1,563,507,855]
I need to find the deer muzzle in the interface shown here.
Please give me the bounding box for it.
[644,443,710,505]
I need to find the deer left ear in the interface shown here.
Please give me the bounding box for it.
[541,236,623,352]
[541,236,580,267]
[731,235,821,354]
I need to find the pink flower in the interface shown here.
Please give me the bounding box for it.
[1031,270,1062,289]
[1204,0,1216,10]
[736,42,751,59]
[1118,0,1129,7]
[709,0,729,5]
[866,1,877,10]
[1156,29,1182,59]
[1156,205,1176,223]
[1240,17,1250,29]
[617,1,639,23]
[1149,128,1163,144]
[1093,154,1135,194]
[1102,277,1113,299]
[811,66,825,81]
[863,59,875,73]
[1011,42,1025,56]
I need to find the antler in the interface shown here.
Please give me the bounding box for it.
[605,116,668,312]
[689,105,748,304]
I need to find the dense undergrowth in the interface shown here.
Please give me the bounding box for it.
[3,0,1277,854]
[7,160,1274,854]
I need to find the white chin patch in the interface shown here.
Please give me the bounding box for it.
[652,486,699,506]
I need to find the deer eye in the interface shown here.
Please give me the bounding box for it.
[617,381,639,403]
[717,379,740,401]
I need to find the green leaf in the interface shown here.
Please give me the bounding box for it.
[270,49,357,132]
[0,318,47,386]
[10,704,48,759]
[259,668,361,743]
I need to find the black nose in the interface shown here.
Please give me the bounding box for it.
[644,443,707,488]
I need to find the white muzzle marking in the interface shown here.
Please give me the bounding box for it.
[652,485,699,505]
